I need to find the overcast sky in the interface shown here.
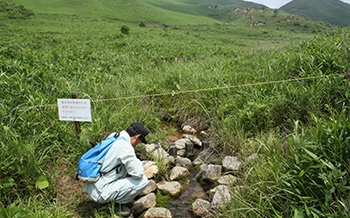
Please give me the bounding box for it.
[244,0,350,9]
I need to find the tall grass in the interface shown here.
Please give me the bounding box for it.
[0,5,349,217]
[274,111,350,217]
[225,110,350,217]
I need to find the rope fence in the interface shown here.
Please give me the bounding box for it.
[20,73,344,111]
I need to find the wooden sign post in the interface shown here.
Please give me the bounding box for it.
[71,92,81,138]
[57,92,92,139]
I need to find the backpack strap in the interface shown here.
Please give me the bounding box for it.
[88,132,120,148]
[100,164,121,176]
[113,132,120,139]
[100,132,125,176]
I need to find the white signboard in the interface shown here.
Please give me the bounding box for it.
[57,99,92,122]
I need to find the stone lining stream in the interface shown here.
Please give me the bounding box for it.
[167,165,208,217]
[126,125,244,218]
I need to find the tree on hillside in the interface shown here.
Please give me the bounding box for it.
[121,25,130,35]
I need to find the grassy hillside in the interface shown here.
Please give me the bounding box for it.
[6,0,350,26]
[1,0,350,218]
[281,0,350,26]
[0,0,332,54]
[3,0,334,33]
[142,0,265,20]
[7,0,221,25]
[2,0,264,24]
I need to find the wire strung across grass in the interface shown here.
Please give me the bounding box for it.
[20,73,344,110]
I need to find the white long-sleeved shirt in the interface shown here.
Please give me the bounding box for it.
[83,130,145,202]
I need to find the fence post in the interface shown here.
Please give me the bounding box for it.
[71,92,81,139]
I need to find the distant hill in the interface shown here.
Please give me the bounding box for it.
[1,0,337,31]
[7,0,266,25]
[281,0,350,26]
[144,0,265,11]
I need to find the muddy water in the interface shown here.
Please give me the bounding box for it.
[167,168,209,217]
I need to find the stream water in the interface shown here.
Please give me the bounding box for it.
[167,168,209,217]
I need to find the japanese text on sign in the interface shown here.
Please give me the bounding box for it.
[57,99,92,122]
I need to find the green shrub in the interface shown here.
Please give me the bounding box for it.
[155,190,171,208]
[0,1,35,19]
[120,25,130,35]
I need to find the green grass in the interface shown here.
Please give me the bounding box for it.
[1,0,350,217]
[9,0,220,25]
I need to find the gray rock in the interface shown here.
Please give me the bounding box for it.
[169,166,190,181]
[200,130,209,138]
[198,164,222,181]
[157,181,182,196]
[144,143,160,153]
[182,134,202,146]
[143,207,172,218]
[139,180,157,196]
[177,149,186,157]
[142,161,156,171]
[175,156,192,168]
[193,147,217,165]
[191,198,211,217]
[182,125,197,134]
[211,185,231,209]
[132,192,156,215]
[152,147,169,159]
[165,156,175,165]
[144,165,158,179]
[246,153,259,163]
[174,138,190,150]
[222,156,242,171]
[217,175,238,185]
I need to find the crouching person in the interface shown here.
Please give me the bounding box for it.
[83,122,150,204]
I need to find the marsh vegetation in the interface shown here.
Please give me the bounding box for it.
[1,1,350,217]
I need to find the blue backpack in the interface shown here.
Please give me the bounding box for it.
[76,132,124,182]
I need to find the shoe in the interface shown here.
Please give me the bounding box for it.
[114,203,131,217]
